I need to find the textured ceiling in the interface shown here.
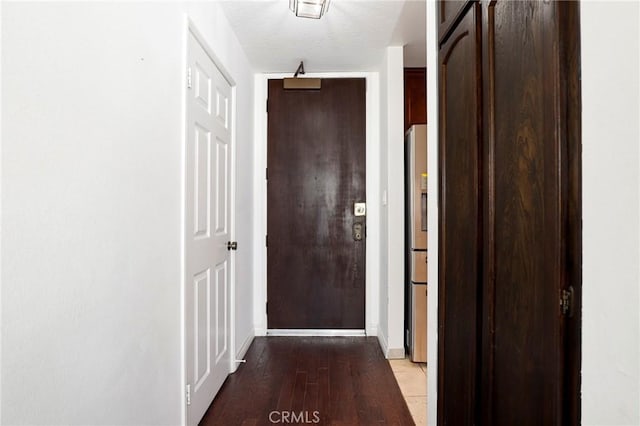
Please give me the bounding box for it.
[219,0,426,73]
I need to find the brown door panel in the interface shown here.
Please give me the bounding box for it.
[438,0,471,44]
[267,78,366,329]
[438,0,582,424]
[437,4,482,425]
[480,1,579,424]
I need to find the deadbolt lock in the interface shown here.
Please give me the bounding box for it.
[353,223,364,241]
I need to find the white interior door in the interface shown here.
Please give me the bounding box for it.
[184,29,233,426]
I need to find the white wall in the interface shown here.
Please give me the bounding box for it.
[0,1,4,422]
[426,1,640,425]
[251,73,268,336]
[366,73,382,339]
[378,49,390,351]
[385,47,406,357]
[581,2,640,424]
[377,46,405,358]
[1,3,254,425]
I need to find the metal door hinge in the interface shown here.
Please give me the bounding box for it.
[265,235,268,247]
[187,67,192,89]
[185,384,191,406]
[560,286,574,317]
[266,99,269,113]
[266,168,268,180]
[266,301,268,315]
[227,241,238,251]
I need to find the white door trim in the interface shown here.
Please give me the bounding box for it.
[252,72,381,338]
[266,329,367,337]
[426,2,439,425]
[181,17,237,426]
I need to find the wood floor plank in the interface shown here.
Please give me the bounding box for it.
[291,371,308,412]
[317,366,332,424]
[329,355,357,423]
[199,337,415,426]
[304,382,319,413]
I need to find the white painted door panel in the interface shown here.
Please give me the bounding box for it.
[185,29,232,426]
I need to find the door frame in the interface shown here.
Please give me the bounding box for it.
[181,18,237,426]
[253,72,381,337]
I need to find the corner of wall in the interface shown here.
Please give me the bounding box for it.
[252,74,267,337]
[377,328,390,358]
[378,50,390,354]
[426,1,439,425]
[377,322,404,359]
[385,46,406,352]
[365,71,382,339]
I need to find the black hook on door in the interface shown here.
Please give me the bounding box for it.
[293,61,305,77]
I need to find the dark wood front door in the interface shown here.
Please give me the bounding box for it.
[267,78,366,329]
[438,1,581,424]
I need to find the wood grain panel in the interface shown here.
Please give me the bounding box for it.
[437,4,481,425]
[438,0,472,44]
[404,67,427,131]
[267,79,366,329]
[490,1,562,423]
[479,1,581,424]
[438,0,582,423]
[558,3,582,425]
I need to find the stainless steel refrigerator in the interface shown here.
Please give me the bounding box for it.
[405,124,427,363]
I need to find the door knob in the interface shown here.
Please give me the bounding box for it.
[227,241,238,251]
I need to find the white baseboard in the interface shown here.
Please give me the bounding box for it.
[258,326,378,337]
[387,347,406,359]
[377,331,389,357]
[377,331,405,359]
[236,330,255,360]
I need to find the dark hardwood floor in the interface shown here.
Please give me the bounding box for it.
[199,336,416,426]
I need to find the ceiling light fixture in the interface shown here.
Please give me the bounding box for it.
[289,0,331,19]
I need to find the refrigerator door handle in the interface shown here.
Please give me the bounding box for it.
[421,192,427,231]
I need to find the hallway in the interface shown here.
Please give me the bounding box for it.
[200,337,415,425]
[2,2,639,425]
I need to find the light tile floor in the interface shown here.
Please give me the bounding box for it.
[388,358,427,425]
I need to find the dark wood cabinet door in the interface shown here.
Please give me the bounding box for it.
[479,1,581,424]
[438,0,471,43]
[437,0,581,424]
[404,68,427,132]
[437,4,482,425]
[266,78,366,329]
